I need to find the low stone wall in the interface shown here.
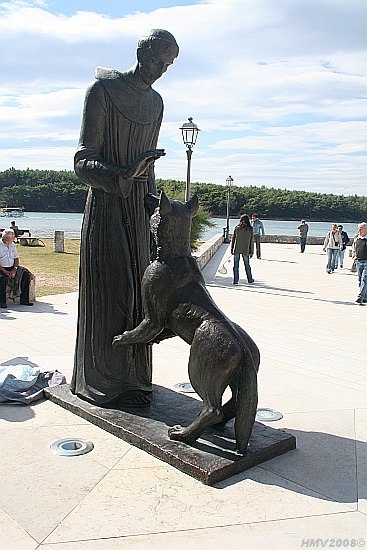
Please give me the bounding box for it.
[262,235,324,245]
[193,233,223,270]
[190,233,353,272]
[261,235,354,246]
[6,272,36,304]
[219,233,353,246]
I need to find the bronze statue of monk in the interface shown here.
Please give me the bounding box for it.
[71,29,179,407]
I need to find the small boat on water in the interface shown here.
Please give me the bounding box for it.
[0,207,25,217]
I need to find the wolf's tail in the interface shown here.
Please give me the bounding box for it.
[234,351,259,454]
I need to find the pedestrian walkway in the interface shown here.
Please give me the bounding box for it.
[1,243,366,549]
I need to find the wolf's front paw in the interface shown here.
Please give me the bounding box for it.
[168,425,185,440]
[168,425,192,442]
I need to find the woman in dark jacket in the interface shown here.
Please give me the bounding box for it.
[230,214,254,285]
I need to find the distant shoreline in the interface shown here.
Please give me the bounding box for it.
[4,213,361,241]
[211,215,363,223]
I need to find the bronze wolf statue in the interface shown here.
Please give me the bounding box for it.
[113,192,260,453]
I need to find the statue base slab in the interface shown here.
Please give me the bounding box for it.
[45,384,296,485]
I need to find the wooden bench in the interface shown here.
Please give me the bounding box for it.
[0,228,31,235]
[0,228,44,246]
[0,228,32,244]
[16,229,31,237]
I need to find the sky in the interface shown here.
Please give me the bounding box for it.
[1,0,367,196]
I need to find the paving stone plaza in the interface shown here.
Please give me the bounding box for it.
[1,242,366,549]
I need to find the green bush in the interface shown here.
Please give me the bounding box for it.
[190,206,215,250]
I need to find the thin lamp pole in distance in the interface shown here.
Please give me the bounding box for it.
[174,117,200,395]
[224,175,234,243]
[180,117,200,202]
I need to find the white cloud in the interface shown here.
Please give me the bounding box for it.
[0,0,366,196]
[0,145,75,170]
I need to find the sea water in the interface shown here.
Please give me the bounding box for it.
[6,212,361,240]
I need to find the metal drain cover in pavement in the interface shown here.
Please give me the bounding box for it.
[256,408,283,422]
[50,438,94,456]
[174,382,196,393]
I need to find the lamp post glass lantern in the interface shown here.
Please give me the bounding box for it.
[224,175,234,243]
[180,117,200,202]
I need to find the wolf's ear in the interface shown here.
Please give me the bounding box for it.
[144,193,159,217]
[186,194,199,217]
[159,191,172,215]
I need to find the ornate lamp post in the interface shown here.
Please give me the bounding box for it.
[223,175,234,243]
[180,117,200,202]
[174,117,200,395]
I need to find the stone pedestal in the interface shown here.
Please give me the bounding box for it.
[53,230,64,253]
[45,384,296,485]
[6,273,36,304]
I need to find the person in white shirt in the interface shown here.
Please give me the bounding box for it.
[322,223,343,274]
[0,229,33,308]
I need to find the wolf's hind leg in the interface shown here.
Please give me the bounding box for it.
[168,392,224,443]
[216,382,237,426]
[169,361,226,443]
[235,363,258,454]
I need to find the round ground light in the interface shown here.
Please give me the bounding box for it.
[174,382,196,393]
[50,438,94,456]
[256,408,283,422]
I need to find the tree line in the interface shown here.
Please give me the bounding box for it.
[0,168,366,221]
[0,168,86,212]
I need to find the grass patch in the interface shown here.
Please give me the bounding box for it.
[16,238,207,298]
[16,238,80,297]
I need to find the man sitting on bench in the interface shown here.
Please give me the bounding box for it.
[10,220,20,237]
[0,229,33,308]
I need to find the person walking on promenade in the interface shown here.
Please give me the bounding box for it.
[231,214,254,285]
[297,219,309,253]
[352,222,367,305]
[323,223,343,274]
[251,213,265,259]
[334,224,349,269]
